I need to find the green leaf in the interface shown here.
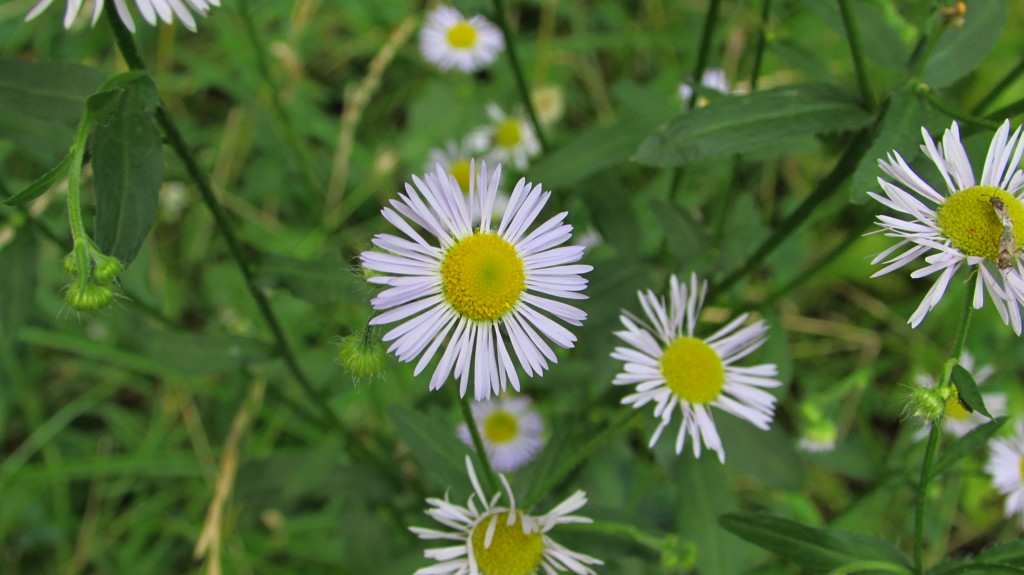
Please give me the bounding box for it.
[851,88,930,203]
[929,563,1024,575]
[140,330,272,375]
[929,417,1007,481]
[676,456,747,574]
[0,59,104,122]
[975,541,1024,565]
[922,0,1007,88]
[634,83,872,166]
[951,363,992,417]
[0,229,39,348]
[3,152,72,206]
[720,512,913,574]
[86,88,125,127]
[91,74,163,266]
[389,404,470,492]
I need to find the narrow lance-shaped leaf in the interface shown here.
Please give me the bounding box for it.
[929,417,1007,481]
[634,83,872,167]
[0,59,103,122]
[91,73,163,266]
[951,363,992,418]
[3,152,72,206]
[720,512,913,573]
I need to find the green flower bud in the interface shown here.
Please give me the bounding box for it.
[62,252,78,275]
[92,256,124,284]
[66,281,115,311]
[337,333,386,381]
[658,535,697,571]
[905,385,945,423]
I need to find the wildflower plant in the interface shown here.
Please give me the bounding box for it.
[5,1,1024,574]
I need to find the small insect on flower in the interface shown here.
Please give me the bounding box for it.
[990,196,1017,271]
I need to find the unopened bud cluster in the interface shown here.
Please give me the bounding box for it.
[337,330,386,382]
[63,246,124,311]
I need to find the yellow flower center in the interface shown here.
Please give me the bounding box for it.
[935,186,1024,261]
[447,21,478,49]
[944,386,972,421]
[660,337,724,405]
[495,119,522,149]
[441,233,526,322]
[484,410,519,444]
[472,511,545,575]
[450,159,472,193]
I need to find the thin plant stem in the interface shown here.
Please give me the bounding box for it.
[971,56,1024,115]
[712,129,871,295]
[912,271,976,573]
[837,0,875,110]
[105,11,398,481]
[985,98,1024,124]
[749,0,771,91]
[457,390,499,494]
[236,0,324,197]
[688,0,722,111]
[65,113,93,281]
[915,85,1001,131]
[491,0,548,151]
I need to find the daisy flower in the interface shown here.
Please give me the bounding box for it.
[869,120,1024,333]
[985,422,1024,529]
[26,0,218,32]
[611,273,782,463]
[360,162,591,400]
[469,104,541,171]
[913,351,1006,439]
[410,456,602,575]
[419,5,504,73]
[457,395,545,472]
[678,68,736,108]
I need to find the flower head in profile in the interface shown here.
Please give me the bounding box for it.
[360,162,591,399]
[457,395,545,472]
[611,273,781,463]
[985,422,1024,529]
[469,104,541,171]
[26,0,219,32]
[869,120,1024,333]
[419,5,504,73]
[410,456,602,575]
[913,351,1006,439]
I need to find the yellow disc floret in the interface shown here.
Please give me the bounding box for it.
[484,410,519,444]
[447,21,478,49]
[660,337,725,405]
[442,233,526,322]
[936,186,1024,261]
[450,160,472,193]
[495,119,522,149]
[472,511,545,575]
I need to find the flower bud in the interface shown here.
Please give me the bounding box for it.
[337,333,386,381]
[62,252,78,275]
[66,281,115,311]
[905,385,945,423]
[92,256,124,284]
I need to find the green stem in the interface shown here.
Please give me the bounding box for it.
[457,391,499,494]
[687,0,722,110]
[985,97,1024,124]
[491,0,548,152]
[915,84,1001,130]
[912,271,976,573]
[65,112,93,283]
[712,129,871,294]
[105,11,399,481]
[826,561,914,575]
[971,56,1024,115]
[837,0,875,110]
[236,0,324,195]
[749,0,771,91]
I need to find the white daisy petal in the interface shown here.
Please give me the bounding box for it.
[26,0,215,30]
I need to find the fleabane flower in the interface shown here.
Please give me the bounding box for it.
[985,423,1024,529]
[469,104,541,171]
[419,5,504,73]
[913,351,1006,439]
[360,162,591,399]
[410,456,602,575]
[611,273,782,463]
[26,0,218,32]
[457,395,545,472]
[869,120,1024,333]
[678,68,736,108]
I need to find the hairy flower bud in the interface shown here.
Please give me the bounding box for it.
[337,333,386,382]
[66,281,115,311]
